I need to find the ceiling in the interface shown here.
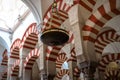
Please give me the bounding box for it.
[0,0,29,75]
[0,0,28,33]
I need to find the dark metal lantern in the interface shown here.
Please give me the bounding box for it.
[40,0,69,46]
[41,28,69,46]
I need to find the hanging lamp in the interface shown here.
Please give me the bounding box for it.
[40,0,69,46]
[106,62,119,71]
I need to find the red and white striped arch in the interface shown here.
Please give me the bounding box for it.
[95,30,120,54]
[1,58,8,66]
[1,72,7,80]
[21,23,38,50]
[99,53,120,72]
[43,0,96,22]
[10,39,21,59]
[42,10,68,31]
[11,60,20,76]
[68,47,77,62]
[1,50,8,66]
[42,0,73,31]
[73,66,80,77]
[55,47,77,77]
[2,49,7,58]
[56,53,68,69]
[83,0,120,43]
[104,70,119,80]
[24,48,40,70]
[47,44,76,63]
[56,69,70,79]
[46,45,63,61]
[79,0,96,12]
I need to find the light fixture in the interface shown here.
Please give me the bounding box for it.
[106,62,119,72]
[40,0,69,46]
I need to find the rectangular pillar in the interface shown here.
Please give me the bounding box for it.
[68,4,84,56]
[68,4,85,80]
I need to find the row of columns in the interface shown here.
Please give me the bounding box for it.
[6,48,38,80]
[7,42,44,80]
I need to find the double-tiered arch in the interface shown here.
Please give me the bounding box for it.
[21,23,38,50]
[10,39,21,59]
[24,48,40,70]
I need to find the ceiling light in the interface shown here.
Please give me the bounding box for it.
[40,0,69,46]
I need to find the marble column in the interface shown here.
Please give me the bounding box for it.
[23,69,32,80]
[8,58,16,80]
[79,61,98,80]
[10,76,17,80]
[19,48,30,80]
[40,70,47,80]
